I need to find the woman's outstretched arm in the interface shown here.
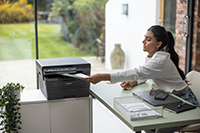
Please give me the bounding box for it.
[82,73,111,84]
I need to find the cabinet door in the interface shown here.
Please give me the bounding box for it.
[50,97,92,133]
[19,103,50,133]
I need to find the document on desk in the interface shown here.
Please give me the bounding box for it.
[122,103,162,120]
[61,73,89,79]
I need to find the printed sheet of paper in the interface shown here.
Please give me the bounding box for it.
[61,73,89,79]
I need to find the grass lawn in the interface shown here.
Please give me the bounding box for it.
[0,23,93,61]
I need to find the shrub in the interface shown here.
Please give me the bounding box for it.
[0,0,34,23]
[48,0,107,54]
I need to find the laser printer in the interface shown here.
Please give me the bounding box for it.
[36,57,91,100]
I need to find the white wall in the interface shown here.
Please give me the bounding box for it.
[105,0,160,70]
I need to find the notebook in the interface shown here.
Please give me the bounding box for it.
[163,101,196,113]
[132,90,181,106]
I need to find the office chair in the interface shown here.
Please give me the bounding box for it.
[178,70,200,133]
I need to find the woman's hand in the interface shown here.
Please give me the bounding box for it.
[82,73,110,84]
[120,81,137,90]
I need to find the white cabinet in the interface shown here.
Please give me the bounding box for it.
[19,90,92,133]
[50,98,92,133]
[20,102,51,133]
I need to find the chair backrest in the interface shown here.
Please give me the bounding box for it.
[186,70,200,104]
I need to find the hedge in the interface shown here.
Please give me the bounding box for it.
[0,0,34,23]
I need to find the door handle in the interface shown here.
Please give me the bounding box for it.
[182,15,189,37]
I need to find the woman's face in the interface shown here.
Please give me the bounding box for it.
[142,30,162,57]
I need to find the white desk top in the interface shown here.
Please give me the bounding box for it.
[90,81,200,131]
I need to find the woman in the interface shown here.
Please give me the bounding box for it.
[82,25,199,133]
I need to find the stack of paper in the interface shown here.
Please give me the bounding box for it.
[122,103,162,119]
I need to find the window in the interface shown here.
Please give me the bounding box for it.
[163,0,176,35]
[37,0,107,59]
[0,0,36,90]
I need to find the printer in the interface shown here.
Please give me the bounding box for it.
[36,57,91,100]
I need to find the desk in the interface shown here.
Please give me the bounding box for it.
[90,81,200,133]
[19,90,92,133]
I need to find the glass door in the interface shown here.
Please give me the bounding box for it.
[0,0,36,90]
[159,0,193,74]
[160,0,177,35]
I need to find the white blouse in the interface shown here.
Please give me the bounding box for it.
[110,51,188,93]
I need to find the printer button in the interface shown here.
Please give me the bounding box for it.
[64,68,69,70]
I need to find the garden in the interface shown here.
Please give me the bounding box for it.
[0,23,93,60]
[0,0,107,61]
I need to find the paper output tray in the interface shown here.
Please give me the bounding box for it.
[114,96,163,120]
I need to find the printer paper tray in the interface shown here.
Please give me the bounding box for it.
[51,81,87,88]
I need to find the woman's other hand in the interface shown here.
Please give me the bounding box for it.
[82,73,110,84]
[120,81,137,90]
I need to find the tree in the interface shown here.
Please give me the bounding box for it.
[48,0,107,48]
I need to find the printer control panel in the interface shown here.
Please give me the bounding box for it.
[43,67,76,75]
